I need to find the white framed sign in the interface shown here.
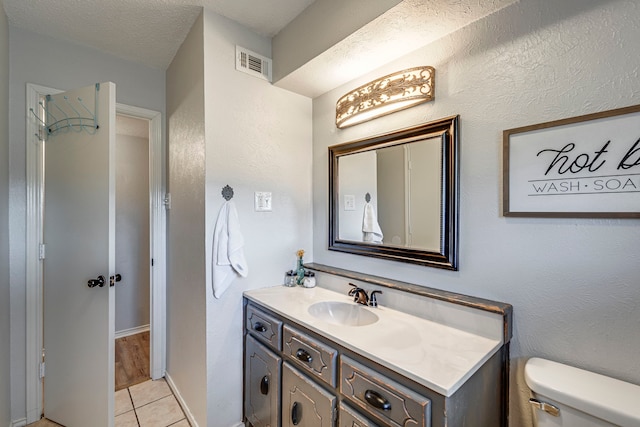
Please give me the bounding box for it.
[503,104,640,218]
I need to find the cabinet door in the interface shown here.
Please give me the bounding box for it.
[339,402,377,427]
[246,335,281,427]
[283,362,336,427]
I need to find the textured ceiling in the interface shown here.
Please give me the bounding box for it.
[3,0,517,96]
[2,0,315,70]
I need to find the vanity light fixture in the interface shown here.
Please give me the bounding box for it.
[335,66,435,129]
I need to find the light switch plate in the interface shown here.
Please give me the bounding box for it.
[254,191,272,211]
[344,195,356,211]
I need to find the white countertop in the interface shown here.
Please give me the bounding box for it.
[244,285,503,397]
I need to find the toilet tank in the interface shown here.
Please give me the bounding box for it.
[525,357,640,427]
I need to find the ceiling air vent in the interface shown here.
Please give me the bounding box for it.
[236,46,272,83]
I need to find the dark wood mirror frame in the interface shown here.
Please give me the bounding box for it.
[329,115,460,270]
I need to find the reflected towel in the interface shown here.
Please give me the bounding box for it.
[362,202,383,243]
[212,201,248,298]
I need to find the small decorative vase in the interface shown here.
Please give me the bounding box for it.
[295,249,305,286]
[296,256,305,286]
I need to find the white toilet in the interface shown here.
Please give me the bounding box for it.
[525,357,640,427]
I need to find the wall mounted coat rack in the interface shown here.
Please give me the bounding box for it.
[29,83,100,137]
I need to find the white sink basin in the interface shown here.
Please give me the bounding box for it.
[308,301,379,327]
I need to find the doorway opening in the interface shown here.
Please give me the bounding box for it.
[24,83,167,425]
[114,114,152,391]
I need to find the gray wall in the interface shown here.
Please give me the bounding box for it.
[115,132,150,333]
[8,26,165,421]
[0,1,11,425]
[312,1,640,426]
[166,11,207,425]
[167,10,314,426]
[202,11,313,426]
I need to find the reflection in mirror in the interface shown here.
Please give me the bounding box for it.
[329,116,459,270]
[338,138,442,251]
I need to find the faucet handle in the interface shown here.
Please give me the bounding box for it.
[369,290,382,307]
[348,282,359,296]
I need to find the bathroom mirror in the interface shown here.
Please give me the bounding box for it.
[329,116,459,270]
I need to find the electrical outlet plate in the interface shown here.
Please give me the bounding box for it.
[255,192,272,211]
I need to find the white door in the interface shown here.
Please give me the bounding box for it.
[43,82,116,427]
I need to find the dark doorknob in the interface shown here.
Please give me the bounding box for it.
[110,274,122,287]
[87,275,106,288]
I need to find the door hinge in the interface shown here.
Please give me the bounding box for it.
[163,193,171,209]
[39,244,46,260]
[39,362,45,379]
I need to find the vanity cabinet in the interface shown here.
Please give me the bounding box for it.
[283,325,337,387]
[246,303,282,350]
[243,297,508,427]
[245,304,283,427]
[338,402,377,427]
[340,356,431,427]
[282,362,337,427]
[245,335,281,427]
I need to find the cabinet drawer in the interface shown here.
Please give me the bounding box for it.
[339,402,377,427]
[340,356,431,427]
[245,335,281,427]
[282,362,336,427]
[283,325,337,387]
[246,304,282,350]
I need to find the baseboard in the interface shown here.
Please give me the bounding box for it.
[165,372,198,427]
[114,324,150,339]
[10,418,26,427]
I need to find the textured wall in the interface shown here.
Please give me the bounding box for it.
[8,26,165,421]
[272,0,401,84]
[115,132,150,333]
[0,2,11,425]
[312,1,640,425]
[166,11,207,426]
[203,10,313,427]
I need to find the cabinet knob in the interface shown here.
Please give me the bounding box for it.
[364,389,391,411]
[260,375,269,395]
[291,401,302,425]
[253,322,267,333]
[295,348,313,364]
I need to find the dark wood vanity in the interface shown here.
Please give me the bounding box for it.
[242,266,512,427]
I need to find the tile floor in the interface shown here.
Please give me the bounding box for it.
[26,419,63,427]
[116,378,189,427]
[27,378,189,427]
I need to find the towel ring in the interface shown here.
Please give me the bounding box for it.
[222,185,234,201]
[365,192,371,203]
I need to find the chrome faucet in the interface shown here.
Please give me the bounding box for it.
[348,283,369,305]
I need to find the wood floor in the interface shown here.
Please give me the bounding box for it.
[115,331,150,391]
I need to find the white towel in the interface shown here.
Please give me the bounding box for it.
[362,202,383,243]
[212,201,248,298]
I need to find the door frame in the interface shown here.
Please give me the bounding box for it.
[25,83,167,423]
